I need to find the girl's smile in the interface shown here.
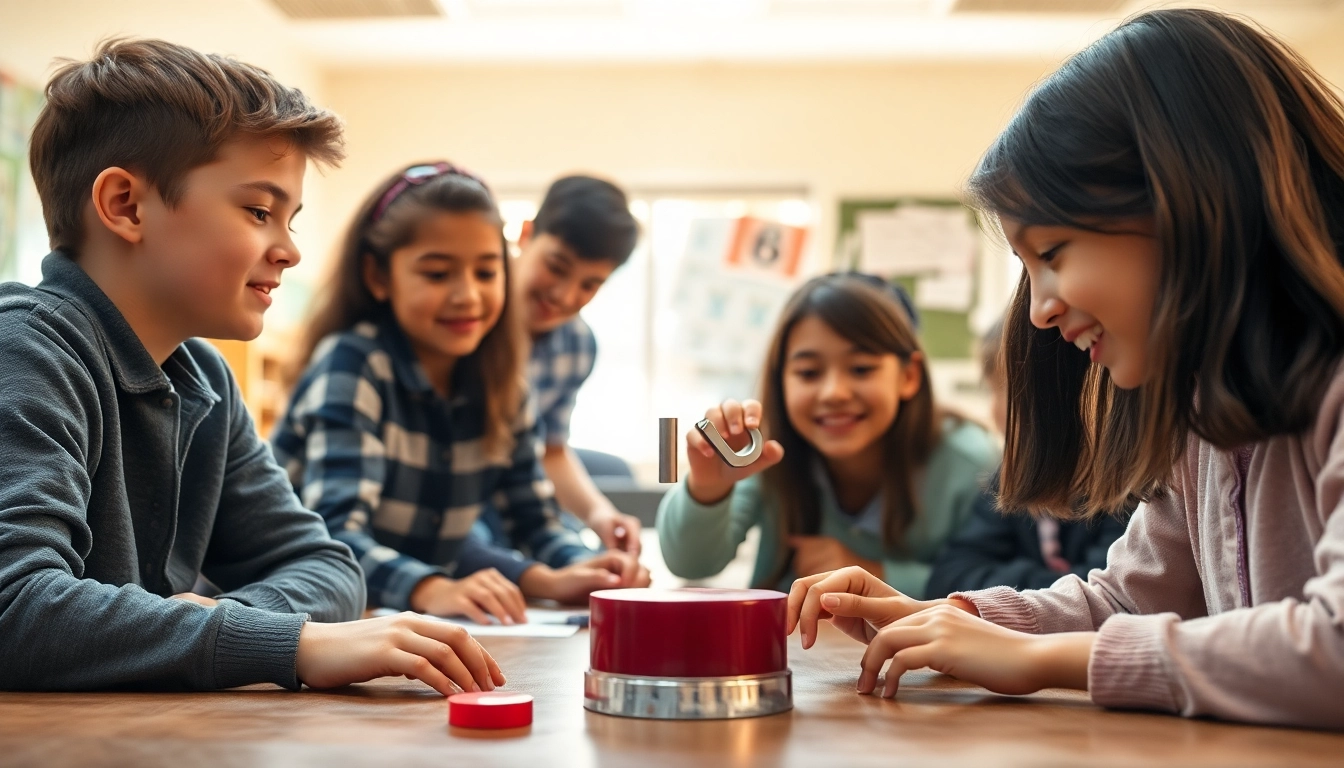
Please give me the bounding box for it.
[1063,322,1105,363]
[437,315,484,333]
[813,410,867,438]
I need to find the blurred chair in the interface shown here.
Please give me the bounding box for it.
[574,448,634,479]
[573,446,667,528]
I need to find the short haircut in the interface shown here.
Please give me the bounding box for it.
[531,175,638,266]
[29,38,345,252]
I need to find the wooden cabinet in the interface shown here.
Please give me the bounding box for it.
[206,333,292,437]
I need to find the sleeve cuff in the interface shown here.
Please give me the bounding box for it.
[1088,612,1181,713]
[452,539,537,585]
[212,603,308,690]
[380,559,449,612]
[492,554,537,584]
[535,537,597,569]
[950,585,1044,634]
[676,483,735,519]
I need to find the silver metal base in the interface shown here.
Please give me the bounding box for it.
[583,669,792,720]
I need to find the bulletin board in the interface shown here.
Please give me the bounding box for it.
[835,198,979,360]
[0,71,44,282]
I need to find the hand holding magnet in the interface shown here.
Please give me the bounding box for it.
[659,403,775,485]
[695,419,765,468]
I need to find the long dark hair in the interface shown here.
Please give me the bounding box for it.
[292,162,525,461]
[967,8,1344,517]
[757,274,944,586]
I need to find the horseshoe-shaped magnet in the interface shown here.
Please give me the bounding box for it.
[695,419,765,468]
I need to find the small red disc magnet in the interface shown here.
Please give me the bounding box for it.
[448,692,534,729]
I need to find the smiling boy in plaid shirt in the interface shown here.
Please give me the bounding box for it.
[475,176,646,558]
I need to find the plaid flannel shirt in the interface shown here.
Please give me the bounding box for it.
[528,316,597,446]
[271,317,589,610]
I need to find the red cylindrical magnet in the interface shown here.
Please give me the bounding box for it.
[448,692,534,729]
[589,588,788,678]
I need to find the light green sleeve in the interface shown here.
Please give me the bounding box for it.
[881,420,1000,599]
[881,561,933,599]
[656,475,765,580]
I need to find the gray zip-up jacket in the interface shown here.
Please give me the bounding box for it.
[0,252,364,691]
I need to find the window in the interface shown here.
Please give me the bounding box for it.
[499,190,815,479]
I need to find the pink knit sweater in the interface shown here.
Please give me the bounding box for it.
[956,371,1344,730]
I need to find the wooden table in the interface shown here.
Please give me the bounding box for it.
[1,623,1340,767]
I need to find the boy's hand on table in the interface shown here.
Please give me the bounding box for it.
[586,505,644,556]
[519,552,650,604]
[410,570,528,625]
[296,613,506,697]
[786,566,979,649]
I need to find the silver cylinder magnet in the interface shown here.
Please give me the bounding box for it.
[658,417,678,483]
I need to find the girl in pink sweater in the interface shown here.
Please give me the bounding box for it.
[787,8,1344,729]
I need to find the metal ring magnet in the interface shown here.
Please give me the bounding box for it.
[695,419,764,468]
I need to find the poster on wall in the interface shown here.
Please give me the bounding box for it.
[722,216,807,282]
[671,216,808,375]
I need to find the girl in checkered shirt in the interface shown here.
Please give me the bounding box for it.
[274,163,649,626]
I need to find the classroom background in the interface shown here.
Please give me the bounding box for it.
[4,0,1344,483]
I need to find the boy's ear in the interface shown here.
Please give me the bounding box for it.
[898,351,925,401]
[91,167,147,244]
[362,253,390,302]
[518,220,534,249]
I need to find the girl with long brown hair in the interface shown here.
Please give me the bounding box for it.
[657,273,998,597]
[788,9,1344,729]
[272,162,647,624]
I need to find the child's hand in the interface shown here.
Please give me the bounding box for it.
[586,505,644,556]
[295,613,506,697]
[410,570,528,625]
[787,566,966,649]
[170,593,219,608]
[685,399,785,505]
[854,607,1094,698]
[787,536,881,578]
[518,552,650,604]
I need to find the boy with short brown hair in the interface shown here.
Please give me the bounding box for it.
[0,38,501,694]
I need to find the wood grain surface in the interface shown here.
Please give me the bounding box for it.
[1,623,1340,767]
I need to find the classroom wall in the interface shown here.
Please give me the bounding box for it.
[3,2,1342,333]
[318,61,1057,277]
[313,19,1344,324]
[1301,20,1344,93]
[0,0,319,96]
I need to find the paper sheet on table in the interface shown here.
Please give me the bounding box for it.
[371,607,583,638]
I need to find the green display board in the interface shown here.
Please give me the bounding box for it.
[836,198,978,360]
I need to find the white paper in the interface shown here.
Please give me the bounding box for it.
[441,623,578,638]
[369,608,582,638]
[858,205,976,277]
[915,272,974,312]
